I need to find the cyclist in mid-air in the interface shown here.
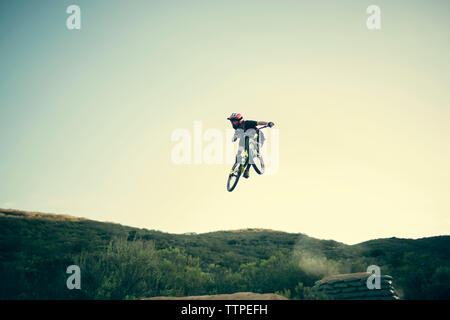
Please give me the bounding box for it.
[227,113,274,179]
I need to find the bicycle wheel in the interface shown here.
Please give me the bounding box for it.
[227,162,243,192]
[252,154,265,175]
[250,140,264,175]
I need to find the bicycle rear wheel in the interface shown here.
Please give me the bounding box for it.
[252,155,265,175]
[250,140,264,175]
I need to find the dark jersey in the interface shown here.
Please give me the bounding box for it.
[243,120,258,132]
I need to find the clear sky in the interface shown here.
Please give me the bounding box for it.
[1,0,449,244]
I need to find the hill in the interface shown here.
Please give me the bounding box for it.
[0,208,449,299]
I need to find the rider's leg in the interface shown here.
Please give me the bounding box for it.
[236,139,246,168]
[246,129,259,165]
[243,131,257,179]
[258,131,265,152]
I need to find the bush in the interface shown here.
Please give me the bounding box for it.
[289,282,330,300]
[76,238,159,299]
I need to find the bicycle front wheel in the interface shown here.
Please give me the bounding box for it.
[227,162,243,192]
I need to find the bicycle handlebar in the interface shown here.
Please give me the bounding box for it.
[256,124,272,131]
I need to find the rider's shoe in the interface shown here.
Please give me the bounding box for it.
[243,167,250,179]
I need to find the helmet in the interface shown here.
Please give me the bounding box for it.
[227,113,244,128]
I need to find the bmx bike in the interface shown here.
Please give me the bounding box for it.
[226,125,268,192]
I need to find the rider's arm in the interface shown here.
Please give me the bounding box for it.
[257,121,274,127]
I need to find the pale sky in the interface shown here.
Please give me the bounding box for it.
[1,0,449,244]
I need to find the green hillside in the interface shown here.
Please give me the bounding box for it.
[0,209,449,300]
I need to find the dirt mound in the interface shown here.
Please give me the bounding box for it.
[320,272,372,283]
[143,292,288,300]
[314,273,399,300]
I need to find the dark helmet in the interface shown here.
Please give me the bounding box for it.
[227,113,244,128]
